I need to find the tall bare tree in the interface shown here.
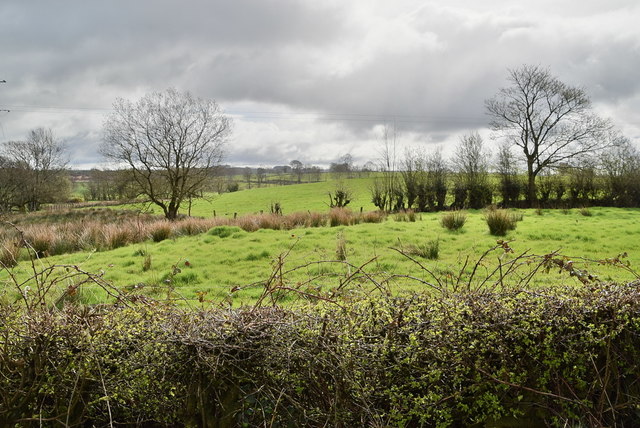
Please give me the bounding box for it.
[371,125,401,211]
[486,65,613,206]
[2,128,69,211]
[102,88,231,220]
[452,132,491,208]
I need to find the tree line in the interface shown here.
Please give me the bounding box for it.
[371,131,640,211]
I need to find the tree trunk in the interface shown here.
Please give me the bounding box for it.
[165,201,179,221]
[527,168,537,208]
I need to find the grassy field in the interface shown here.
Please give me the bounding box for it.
[127,176,379,217]
[4,206,639,307]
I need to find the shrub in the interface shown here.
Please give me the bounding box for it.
[440,210,467,231]
[485,209,517,236]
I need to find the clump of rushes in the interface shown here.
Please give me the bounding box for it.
[580,207,593,217]
[485,209,517,236]
[440,211,467,231]
[329,208,352,227]
[0,240,21,267]
[408,239,439,260]
[149,222,173,242]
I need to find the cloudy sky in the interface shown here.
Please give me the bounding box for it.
[1,0,639,169]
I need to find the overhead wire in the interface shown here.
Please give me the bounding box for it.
[0,104,489,126]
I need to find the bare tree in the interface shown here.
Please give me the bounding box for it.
[2,128,69,211]
[452,132,491,208]
[329,154,353,179]
[0,155,23,211]
[495,143,522,206]
[371,125,401,211]
[486,65,613,206]
[102,88,231,220]
[600,137,640,206]
[425,148,448,210]
[400,147,424,210]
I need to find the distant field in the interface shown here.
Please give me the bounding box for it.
[124,176,379,217]
[5,207,639,306]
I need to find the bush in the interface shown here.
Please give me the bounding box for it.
[440,210,467,231]
[485,209,517,236]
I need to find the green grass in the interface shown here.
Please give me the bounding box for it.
[122,177,379,217]
[4,207,639,306]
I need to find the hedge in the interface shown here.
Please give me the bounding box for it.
[2,281,640,426]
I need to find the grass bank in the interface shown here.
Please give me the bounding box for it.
[3,207,638,306]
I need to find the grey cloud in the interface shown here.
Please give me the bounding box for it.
[1,0,639,167]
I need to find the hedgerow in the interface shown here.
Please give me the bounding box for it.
[2,238,640,426]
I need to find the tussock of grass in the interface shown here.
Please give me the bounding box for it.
[208,226,244,238]
[149,222,173,242]
[406,239,440,260]
[395,210,417,222]
[440,210,467,231]
[0,240,21,268]
[361,210,386,223]
[580,207,593,216]
[485,209,518,236]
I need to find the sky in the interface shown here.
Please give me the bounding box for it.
[1,0,639,169]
